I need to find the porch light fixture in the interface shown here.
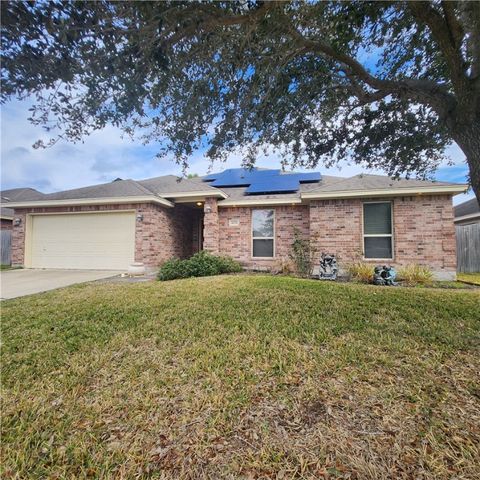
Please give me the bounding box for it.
[13,217,22,226]
[196,201,203,207]
[136,214,144,222]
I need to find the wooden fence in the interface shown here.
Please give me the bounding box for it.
[456,223,480,273]
[1,230,12,266]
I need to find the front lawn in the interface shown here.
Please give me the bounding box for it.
[2,276,479,479]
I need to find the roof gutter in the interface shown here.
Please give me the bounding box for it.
[163,190,228,200]
[4,195,175,209]
[218,198,302,207]
[301,184,468,200]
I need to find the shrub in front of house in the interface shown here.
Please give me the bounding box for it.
[347,261,374,283]
[157,258,192,281]
[289,228,315,278]
[157,251,242,281]
[397,264,433,286]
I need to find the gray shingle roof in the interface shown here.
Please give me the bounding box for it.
[454,197,479,218]
[1,187,45,217]
[1,187,45,202]
[1,170,464,206]
[40,179,155,200]
[306,174,458,194]
[138,175,221,196]
[6,175,222,202]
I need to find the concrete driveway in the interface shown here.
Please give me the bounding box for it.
[0,269,123,300]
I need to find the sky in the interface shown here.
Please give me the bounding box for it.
[1,98,474,205]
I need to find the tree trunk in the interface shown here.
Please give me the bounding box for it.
[451,119,480,205]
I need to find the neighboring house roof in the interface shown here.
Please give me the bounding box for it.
[1,187,45,202]
[455,197,479,217]
[3,170,467,209]
[454,197,480,224]
[1,187,45,219]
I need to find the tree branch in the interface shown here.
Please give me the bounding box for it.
[158,1,456,117]
[459,1,480,81]
[441,0,464,49]
[284,21,455,118]
[408,2,466,87]
[160,2,276,49]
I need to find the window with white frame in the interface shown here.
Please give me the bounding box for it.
[363,202,393,259]
[252,209,274,257]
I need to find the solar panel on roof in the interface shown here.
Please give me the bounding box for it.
[293,172,322,183]
[202,172,219,181]
[209,168,280,187]
[202,168,321,194]
[246,177,299,193]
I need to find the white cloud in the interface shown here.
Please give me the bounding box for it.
[1,99,181,192]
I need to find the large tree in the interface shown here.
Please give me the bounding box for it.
[2,1,480,200]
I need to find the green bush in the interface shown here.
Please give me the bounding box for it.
[397,264,433,286]
[289,228,315,278]
[157,258,192,281]
[157,251,242,281]
[347,261,374,283]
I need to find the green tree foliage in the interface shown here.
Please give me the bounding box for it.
[1,1,479,199]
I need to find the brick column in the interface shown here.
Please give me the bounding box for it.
[203,197,219,253]
[11,211,27,267]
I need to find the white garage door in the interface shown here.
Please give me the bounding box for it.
[29,212,136,270]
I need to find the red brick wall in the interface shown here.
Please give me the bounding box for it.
[203,197,219,253]
[11,203,198,268]
[394,195,456,273]
[134,203,199,265]
[309,199,362,262]
[218,205,310,270]
[309,195,456,279]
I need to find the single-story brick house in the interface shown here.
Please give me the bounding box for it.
[5,168,466,279]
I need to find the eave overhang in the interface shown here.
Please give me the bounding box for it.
[163,190,228,201]
[301,184,468,200]
[5,195,175,209]
[218,198,302,207]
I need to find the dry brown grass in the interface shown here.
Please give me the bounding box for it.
[397,264,433,286]
[1,275,479,479]
[346,261,374,283]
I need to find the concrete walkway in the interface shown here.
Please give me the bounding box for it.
[0,269,123,300]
